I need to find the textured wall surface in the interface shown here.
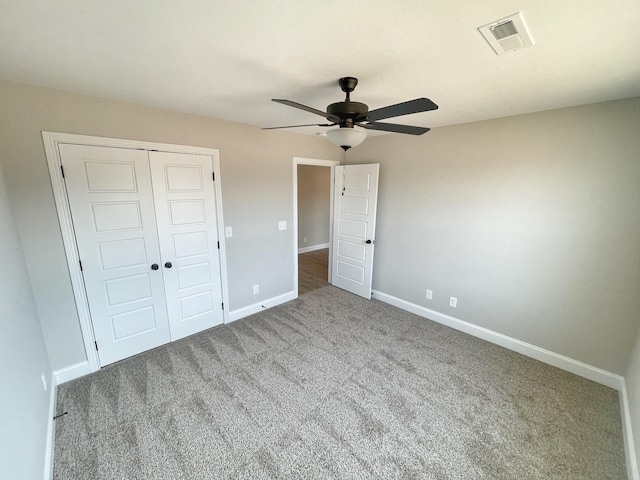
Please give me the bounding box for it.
[0,162,52,480]
[350,98,640,374]
[297,165,331,249]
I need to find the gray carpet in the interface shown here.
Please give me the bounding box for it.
[54,286,626,479]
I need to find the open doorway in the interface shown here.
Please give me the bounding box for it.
[293,157,339,297]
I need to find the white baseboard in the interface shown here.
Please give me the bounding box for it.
[53,360,91,385]
[298,243,329,254]
[228,290,297,323]
[43,372,57,480]
[620,379,640,480]
[371,290,623,390]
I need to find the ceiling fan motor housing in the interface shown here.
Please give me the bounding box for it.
[327,101,369,127]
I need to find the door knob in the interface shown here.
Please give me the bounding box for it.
[365,240,373,244]
[164,262,173,269]
[151,263,159,270]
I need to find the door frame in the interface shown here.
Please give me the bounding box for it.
[42,132,230,373]
[293,157,340,297]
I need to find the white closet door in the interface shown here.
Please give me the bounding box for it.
[149,151,224,340]
[60,144,171,366]
[331,164,379,299]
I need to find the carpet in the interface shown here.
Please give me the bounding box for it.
[54,286,626,479]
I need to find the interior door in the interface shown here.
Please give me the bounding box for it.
[60,144,171,366]
[149,151,224,340]
[331,163,379,299]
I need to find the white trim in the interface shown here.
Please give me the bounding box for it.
[53,360,91,385]
[371,289,624,390]
[298,243,330,254]
[228,290,297,323]
[43,373,57,480]
[620,379,640,480]
[293,157,339,298]
[41,132,229,372]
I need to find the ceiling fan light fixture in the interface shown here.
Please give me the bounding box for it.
[326,126,367,150]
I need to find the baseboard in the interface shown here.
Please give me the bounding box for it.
[228,290,297,323]
[43,372,57,480]
[298,243,329,254]
[371,290,624,390]
[620,379,640,480]
[53,360,91,385]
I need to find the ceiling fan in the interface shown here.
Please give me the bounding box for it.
[264,77,438,150]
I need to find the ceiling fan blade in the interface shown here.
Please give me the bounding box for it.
[272,99,341,123]
[366,98,438,122]
[361,122,430,135]
[262,123,335,130]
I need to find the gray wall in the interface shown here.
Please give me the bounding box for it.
[1,76,638,379]
[297,165,331,249]
[626,328,640,468]
[0,162,53,480]
[350,97,640,374]
[0,79,338,371]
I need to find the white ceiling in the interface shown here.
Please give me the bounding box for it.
[1,1,639,136]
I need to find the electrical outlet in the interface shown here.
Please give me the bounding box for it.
[225,226,233,238]
[253,284,259,295]
[278,221,287,231]
[449,296,457,308]
[426,289,433,300]
[41,371,47,392]
[303,236,308,243]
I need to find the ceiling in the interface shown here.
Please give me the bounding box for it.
[1,1,639,136]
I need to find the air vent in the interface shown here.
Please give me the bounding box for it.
[479,12,535,55]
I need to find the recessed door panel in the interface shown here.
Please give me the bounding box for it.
[338,240,366,262]
[105,274,152,306]
[150,151,224,340]
[337,261,365,284]
[111,306,157,340]
[338,218,367,239]
[339,196,369,215]
[173,232,208,258]
[177,263,211,290]
[85,161,137,192]
[344,172,371,191]
[169,200,205,225]
[91,202,142,232]
[60,143,171,366]
[165,165,203,191]
[180,291,214,320]
[331,164,379,299]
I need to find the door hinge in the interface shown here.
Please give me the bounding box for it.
[94,341,99,351]
[221,302,224,311]
[217,241,220,249]
[212,172,215,182]
[79,260,83,271]
[60,165,65,178]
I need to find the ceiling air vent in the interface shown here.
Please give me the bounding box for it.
[479,12,535,55]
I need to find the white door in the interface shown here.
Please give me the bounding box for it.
[149,151,224,340]
[60,144,171,366]
[331,164,379,299]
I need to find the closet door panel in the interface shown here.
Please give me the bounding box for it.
[60,144,171,366]
[150,151,224,340]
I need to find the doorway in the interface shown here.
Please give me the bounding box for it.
[293,157,339,296]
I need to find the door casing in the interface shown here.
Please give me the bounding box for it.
[43,132,229,373]
[293,157,340,297]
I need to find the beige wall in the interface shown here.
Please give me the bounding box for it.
[297,165,331,249]
[0,79,338,371]
[1,77,639,379]
[351,97,640,374]
[0,161,52,480]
